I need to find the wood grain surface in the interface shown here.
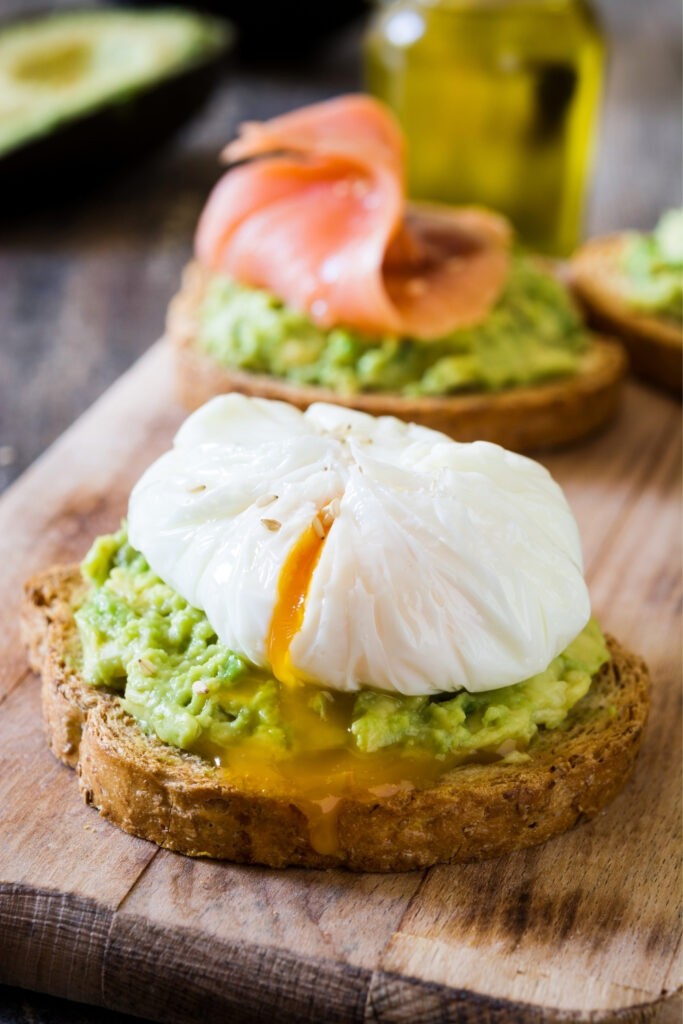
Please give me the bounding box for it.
[0,1,680,1020]
[0,341,680,1023]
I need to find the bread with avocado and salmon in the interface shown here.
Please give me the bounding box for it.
[571,211,683,397]
[169,261,625,452]
[167,95,626,451]
[22,395,649,871]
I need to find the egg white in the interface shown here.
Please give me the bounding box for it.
[128,394,590,695]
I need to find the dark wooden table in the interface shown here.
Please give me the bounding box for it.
[0,0,680,1021]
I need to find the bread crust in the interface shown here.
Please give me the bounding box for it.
[22,565,650,872]
[168,261,627,453]
[571,235,682,397]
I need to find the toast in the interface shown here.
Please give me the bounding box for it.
[571,235,682,397]
[22,564,650,872]
[168,261,627,454]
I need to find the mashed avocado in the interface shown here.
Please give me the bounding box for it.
[198,253,588,397]
[75,526,609,763]
[620,209,683,323]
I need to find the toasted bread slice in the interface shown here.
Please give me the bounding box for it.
[571,236,682,397]
[168,262,627,453]
[22,565,650,872]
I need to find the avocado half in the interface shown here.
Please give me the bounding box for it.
[0,7,233,202]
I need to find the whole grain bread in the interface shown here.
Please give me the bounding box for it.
[571,235,682,397]
[167,261,627,453]
[22,565,650,872]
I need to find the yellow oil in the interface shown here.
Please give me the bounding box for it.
[365,0,604,255]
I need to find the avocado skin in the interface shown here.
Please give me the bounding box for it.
[0,12,233,208]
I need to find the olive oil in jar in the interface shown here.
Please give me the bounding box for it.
[365,0,604,255]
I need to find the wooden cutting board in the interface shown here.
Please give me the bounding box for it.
[0,342,680,1023]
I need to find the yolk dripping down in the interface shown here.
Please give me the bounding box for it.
[267,519,327,685]
[256,508,503,856]
[196,507,523,856]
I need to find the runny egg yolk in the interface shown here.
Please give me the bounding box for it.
[267,518,327,685]
[197,505,509,858]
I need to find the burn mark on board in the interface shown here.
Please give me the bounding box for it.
[424,857,644,957]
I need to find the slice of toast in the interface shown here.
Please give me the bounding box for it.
[167,262,627,454]
[22,565,650,872]
[571,235,682,397]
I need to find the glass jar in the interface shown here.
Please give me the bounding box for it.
[364,0,605,255]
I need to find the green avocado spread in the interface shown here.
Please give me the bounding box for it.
[74,526,609,769]
[620,208,683,323]
[198,253,588,397]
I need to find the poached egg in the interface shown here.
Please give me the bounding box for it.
[128,395,589,695]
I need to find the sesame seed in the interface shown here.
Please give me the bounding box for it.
[188,484,206,493]
[138,658,155,676]
[255,493,278,508]
[193,681,209,695]
[261,518,281,532]
[312,516,325,539]
[497,739,517,756]
[321,498,341,530]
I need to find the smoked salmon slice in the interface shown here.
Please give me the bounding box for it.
[195,95,511,341]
